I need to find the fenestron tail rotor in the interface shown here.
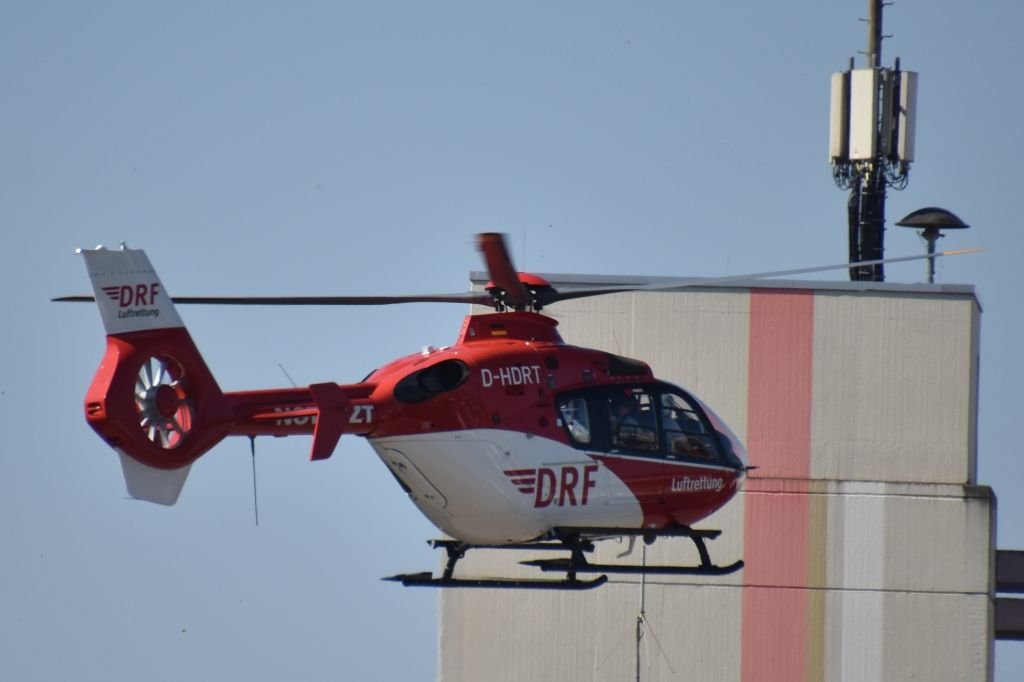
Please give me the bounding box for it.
[134,356,194,449]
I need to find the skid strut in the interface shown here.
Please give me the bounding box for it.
[384,539,607,590]
[524,526,744,576]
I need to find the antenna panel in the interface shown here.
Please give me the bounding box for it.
[879,70,895,157]
[849,69,879,160]
[898,71,918,162]
[829,71,850,163]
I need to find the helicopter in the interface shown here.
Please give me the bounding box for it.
[56,233,976,589]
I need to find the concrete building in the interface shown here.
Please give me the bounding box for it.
[440,276,992,681]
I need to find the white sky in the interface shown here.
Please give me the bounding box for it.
[3,1,1022,679]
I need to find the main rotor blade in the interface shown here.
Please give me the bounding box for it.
[54,245,982,310]
[540,247,985,305]
[52,292,496,306]
[477,232,529,307]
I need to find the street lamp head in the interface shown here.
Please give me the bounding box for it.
[895,207,970,232]
[895,207,970,283]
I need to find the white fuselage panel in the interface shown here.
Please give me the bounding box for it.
[369,429,643,544]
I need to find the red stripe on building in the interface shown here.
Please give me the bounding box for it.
[741,289,814,682]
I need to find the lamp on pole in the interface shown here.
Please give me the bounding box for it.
[895,207,970,283]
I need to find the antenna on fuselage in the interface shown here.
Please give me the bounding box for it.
[278,363,299,388]
[249,435,259,527]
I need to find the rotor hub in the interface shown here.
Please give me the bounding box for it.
[152,383,181,419]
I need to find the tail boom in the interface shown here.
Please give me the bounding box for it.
[75,245,373,505]
[223,384,377,460]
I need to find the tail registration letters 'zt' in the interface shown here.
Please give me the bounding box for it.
[349,404,375,424]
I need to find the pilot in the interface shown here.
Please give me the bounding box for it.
[611,394,654,449]
[560,400,591,443]
[612,395,639,427]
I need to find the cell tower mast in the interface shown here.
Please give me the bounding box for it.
[829,0,918,281]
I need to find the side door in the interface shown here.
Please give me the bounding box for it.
[593,387,667,507]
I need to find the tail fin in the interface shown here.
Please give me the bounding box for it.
[79,246,233,505]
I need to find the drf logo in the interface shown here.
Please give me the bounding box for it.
[103,283,160,308]
[504,464,599,508]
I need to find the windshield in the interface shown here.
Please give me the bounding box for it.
[691,396,748,468]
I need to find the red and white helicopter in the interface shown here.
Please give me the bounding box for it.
[57,234,973,589]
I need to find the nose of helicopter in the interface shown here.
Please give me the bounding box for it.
[693,396,749,469]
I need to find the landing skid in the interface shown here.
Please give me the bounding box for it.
[384,571,608,591]
[384,525,742,590]
[384,537,608,590]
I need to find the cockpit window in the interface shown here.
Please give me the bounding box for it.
[554,384,743,467]
[393,359,469,404]
[557,397,591,445]
[692,395,749,468]
[661,392,717,460]
[608,389,658,452]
